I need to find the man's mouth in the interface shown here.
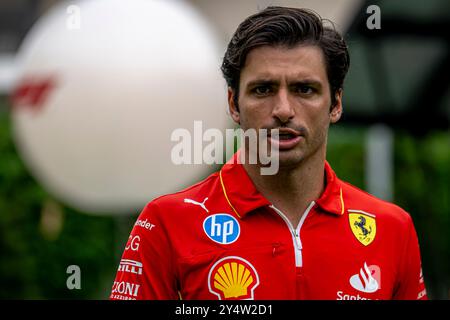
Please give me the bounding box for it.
[278,132,296,140]
[267,128,303,150]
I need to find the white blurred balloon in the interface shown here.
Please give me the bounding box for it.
[11,0,229,214]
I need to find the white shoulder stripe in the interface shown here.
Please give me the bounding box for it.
[347,209,376,218]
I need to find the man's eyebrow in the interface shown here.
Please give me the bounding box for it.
[245,79,278,88]
[290,79,323,87]
[245,78,323,88]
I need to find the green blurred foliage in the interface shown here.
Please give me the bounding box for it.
[327,126,365,189]
[0,97,137,299]
[394,131,450,299]
[0,97,448,299]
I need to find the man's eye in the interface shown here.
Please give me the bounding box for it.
[296,85,315,95]
[253,86,272,95]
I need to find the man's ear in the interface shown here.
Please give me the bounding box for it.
[228,88,240,124]
[330,89,343,124]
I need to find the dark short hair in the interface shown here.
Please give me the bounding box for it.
[221,6,350,107]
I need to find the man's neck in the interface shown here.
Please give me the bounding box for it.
[242,151,326,228]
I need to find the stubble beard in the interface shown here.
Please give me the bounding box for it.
[275,127,328,171]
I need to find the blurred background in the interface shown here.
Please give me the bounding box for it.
[0,0,448,299]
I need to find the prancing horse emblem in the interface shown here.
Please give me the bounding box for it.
[354,216,371,237]
[349,211,377,246]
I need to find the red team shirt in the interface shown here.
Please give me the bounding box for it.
[110,153,427,300]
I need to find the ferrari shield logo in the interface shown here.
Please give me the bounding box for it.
[349,211,376,246]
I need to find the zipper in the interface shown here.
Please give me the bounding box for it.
[270,201,315,267]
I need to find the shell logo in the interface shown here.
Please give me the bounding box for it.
[208,256,260,300]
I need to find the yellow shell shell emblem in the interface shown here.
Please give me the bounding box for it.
[349,211,377,246]
[208,256,259,300]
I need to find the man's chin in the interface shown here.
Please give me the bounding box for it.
[274,150,305,169]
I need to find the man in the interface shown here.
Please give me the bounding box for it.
[110,6,427,300]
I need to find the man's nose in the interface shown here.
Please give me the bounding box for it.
[272,89,295,124]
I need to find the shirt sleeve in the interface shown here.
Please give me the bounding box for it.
[110,201,179,300]
[393,214,428,300]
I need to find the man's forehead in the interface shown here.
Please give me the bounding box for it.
[241,45,327,84]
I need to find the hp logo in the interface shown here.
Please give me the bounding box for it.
[203,214,240,245]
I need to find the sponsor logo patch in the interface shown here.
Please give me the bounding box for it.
[203,214,240,244]
[184,197,209,212]
[208,256,259,300]
[134,218,156,231]
[348,210,376,246]
[111,281,140,299]
[349,262,381,293]
[118,259,143,275]
[336,262,381,299]
[125,235,140,252]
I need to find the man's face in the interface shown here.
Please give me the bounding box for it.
[228,44,342,169]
